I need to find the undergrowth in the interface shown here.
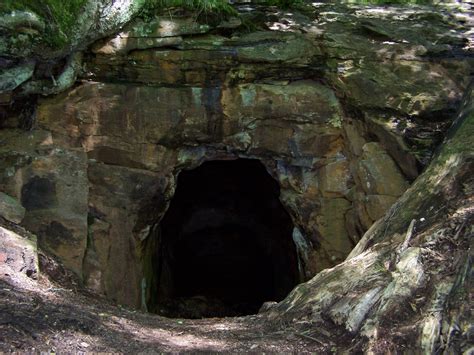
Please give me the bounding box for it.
[0,0,312,49]
[140,0,237,23]
[140,0,305,19]
[1,0,87,48]
[143,0,235,15]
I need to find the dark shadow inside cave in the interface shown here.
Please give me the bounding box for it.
[149,159,299,319]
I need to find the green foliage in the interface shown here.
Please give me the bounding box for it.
[263,0,304,8]
[141,0,305,20]
[1,0,87,48]
[142,0,237,17]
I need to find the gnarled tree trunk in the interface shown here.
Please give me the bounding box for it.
[269,84,474,354]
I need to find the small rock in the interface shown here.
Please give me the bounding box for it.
[0,226,38,279]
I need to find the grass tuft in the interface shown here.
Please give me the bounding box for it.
[141,0,237,18]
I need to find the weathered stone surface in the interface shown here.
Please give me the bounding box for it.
[32,76,354,290]
[232,31,318,64]
[318,160,351,198]
[126,16,211,38]
[91,15,217,55]
[364,195,399,221]
[86,162,168,307]
[311,198,353,269]
[0,192,25,224]
[222,81,342,125]
[0,225,38,280]
[0,130,54,198]
[0,2,471,352]
[0,61,35,93]
[357,142,410,197]
[86,29,318,86]
[21,149,89,277]
[363,115,420,180]
[354,195,374,231]
[0,129,88,277]
[331,60,463,116]
[343,122,366,157]
[37,80,344,161]
[92,36,183,55]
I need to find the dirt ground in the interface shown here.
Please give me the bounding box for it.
[0,253,351,353]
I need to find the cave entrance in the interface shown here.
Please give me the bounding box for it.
[149,159,299,318]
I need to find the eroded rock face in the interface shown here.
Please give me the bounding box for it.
[0,130,88,276]
[0,2,471,309]
[270,83,474,354]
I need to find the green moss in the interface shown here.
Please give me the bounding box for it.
[437,110,474,162]
[140,234,158,312]
[1,0,88,48]
[328,114,342,128]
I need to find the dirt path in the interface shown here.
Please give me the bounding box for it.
[0,270,346,353]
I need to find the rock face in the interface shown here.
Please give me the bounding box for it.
[0,130,88,276]
[0,2,471,312]
[270,82,474,354]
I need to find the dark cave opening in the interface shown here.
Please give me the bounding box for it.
[150,159,299,318]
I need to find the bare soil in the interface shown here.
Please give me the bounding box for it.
[0,253,350,353]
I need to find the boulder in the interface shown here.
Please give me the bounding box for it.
[0,192,25,224]
[0,226,38,280]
